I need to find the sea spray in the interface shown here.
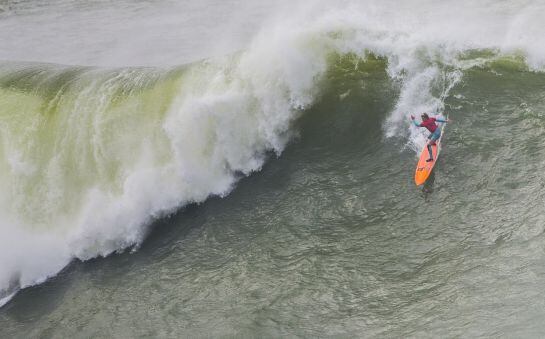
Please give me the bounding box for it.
[0,14,331,300]
[1,0,545,303]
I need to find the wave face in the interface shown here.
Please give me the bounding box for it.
[1,0,545,303]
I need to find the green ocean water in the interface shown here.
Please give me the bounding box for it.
[2,0,545,337]
[1,55,545,337]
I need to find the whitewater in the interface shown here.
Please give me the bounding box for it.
[1,0,545,335]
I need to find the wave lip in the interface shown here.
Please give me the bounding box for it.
[0,292,16,308]
[2,0,545,305]
[0,9,329,301]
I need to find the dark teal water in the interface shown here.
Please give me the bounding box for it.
[2,0,545,336]
[2,57,545,337]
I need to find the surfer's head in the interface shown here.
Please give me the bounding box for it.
[421,113,429,121]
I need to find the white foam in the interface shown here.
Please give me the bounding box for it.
[0,292,16,308]
[1,0,545,303]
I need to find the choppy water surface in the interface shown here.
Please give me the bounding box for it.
[1,0,545,337]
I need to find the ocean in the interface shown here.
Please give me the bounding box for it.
[1,0,545,336]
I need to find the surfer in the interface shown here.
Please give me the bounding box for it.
[410,113,450,162]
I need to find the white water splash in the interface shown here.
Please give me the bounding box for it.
[1,0,545,302]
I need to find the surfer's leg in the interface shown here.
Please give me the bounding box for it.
[426,143,433,162]
[426,130,441,161]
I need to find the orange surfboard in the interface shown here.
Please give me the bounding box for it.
[414,123,446,186]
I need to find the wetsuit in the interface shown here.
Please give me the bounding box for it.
[412,117,447,160]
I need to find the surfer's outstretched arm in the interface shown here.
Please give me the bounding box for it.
[435,114,451,123]
[410,115,421,127]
